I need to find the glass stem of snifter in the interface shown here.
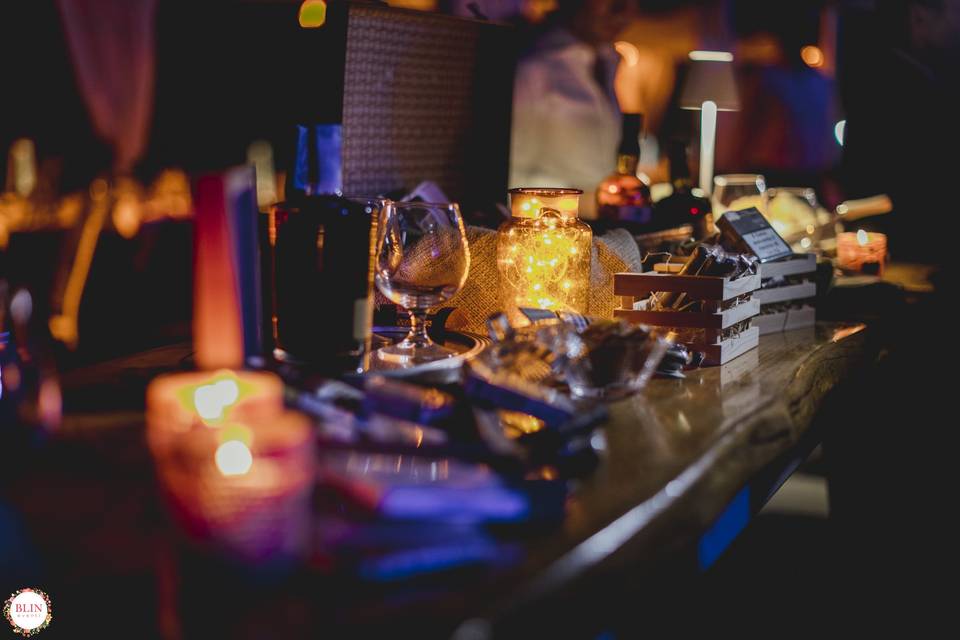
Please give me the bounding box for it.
[405,308,432,348]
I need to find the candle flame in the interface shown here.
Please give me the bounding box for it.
[856,229,869,246]
[216,440,253,476]
[193,376,241,423]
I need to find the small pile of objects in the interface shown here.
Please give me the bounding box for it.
[613,207,815,365]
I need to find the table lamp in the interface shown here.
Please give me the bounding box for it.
[679,51,740,196]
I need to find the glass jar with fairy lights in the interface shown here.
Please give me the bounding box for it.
[497,188,592,323]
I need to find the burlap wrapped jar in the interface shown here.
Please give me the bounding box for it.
[436,226,643,334]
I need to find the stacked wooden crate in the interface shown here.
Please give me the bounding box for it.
[613,270,761,366]
[753,254,817,335]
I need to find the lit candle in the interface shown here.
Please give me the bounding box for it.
[154,410,315,561]
[146,367,316,558]
[836,229,887,275]
[146,369,284,453]
[508,188,581,220]
[145,162,319,560]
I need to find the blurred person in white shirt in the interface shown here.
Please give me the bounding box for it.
[509,0,637,219]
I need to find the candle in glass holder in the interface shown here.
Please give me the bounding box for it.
[146,369,284,455]
[837,229,887,275]
[155,412,315,561]
[497,188,592,323]
[146,370,315,561]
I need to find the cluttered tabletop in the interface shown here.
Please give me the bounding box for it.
[3,319,873,637]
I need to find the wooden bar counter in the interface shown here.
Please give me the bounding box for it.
[1,322,874,637]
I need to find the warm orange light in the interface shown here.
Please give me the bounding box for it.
[801,46,824,68]
[837,231,886,275]
[500,189,591,320]
[219,423,253,447]
[112,198,142,239]
[498,410,546,438]
[509,190,579,219]
[831,324,866,343]
[193,174,245,370]
[614,41,640,67]
[298,0,327,28]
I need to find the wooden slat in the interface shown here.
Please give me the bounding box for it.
[783,306,816,331]
[615,308,724,329]
[758,253,817,280]
[755,281,817,305]
[693,325,760,365]
[615,272,760,300]
[720,273,761,299]
[753,312,787,336]
[754,306,816,335]
[614,298,759,330]
[652,262,685,274]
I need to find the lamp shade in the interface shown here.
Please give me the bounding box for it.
[679,53,740,112]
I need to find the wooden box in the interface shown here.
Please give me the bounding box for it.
[755,254,817,336]
[613,271,761,365]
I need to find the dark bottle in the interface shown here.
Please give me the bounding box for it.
[652,139,712,238]
[596,113,653,226]
[270,125,377,373]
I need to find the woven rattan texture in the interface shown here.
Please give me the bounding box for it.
[342,6,483,198]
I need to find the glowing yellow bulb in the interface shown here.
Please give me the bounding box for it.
[298,0,327,28]
[215,440,253,476]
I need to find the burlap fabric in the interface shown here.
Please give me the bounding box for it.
[419,226,642,334]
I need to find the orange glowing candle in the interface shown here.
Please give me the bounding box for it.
[837,229,887,275]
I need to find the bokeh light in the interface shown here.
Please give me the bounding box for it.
[801,46,824,68]
[834,120,846,146]
[298,0,327,28]
[216,440,253,476]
